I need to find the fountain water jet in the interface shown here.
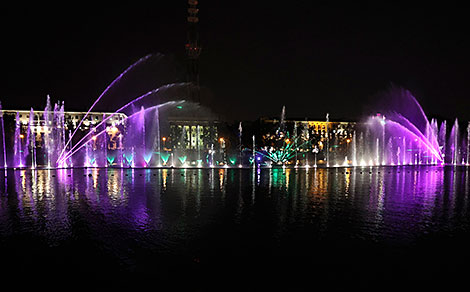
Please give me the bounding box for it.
[58,54,153,162]
[58,83,187,165]
[61,101,181,166]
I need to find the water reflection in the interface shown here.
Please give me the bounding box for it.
[0,166,469,254]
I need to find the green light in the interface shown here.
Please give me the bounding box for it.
[124,155,133,164]
[258,136,309,164]
[176,105,183,109]
[107,156,115,165]
[178,156,187,164]
[160,152,170,164]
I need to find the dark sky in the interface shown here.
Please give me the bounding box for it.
[1,1,469,122]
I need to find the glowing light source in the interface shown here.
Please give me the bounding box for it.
[178,156,187,165]
[160,153,170,165]
[109,126,119,134]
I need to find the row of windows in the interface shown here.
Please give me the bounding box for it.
[16,114,125,120]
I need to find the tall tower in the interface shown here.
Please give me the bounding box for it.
[186,0,202,102]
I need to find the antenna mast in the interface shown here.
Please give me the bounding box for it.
[186,0,202,102]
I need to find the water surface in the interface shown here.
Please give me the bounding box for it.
[1,166,469,289]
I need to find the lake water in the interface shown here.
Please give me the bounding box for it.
[1,166,469,290]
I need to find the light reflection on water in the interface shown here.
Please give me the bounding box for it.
[0,166,470,283]
[1,167,469,240]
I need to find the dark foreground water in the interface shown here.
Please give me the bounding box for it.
[1,166,470,290]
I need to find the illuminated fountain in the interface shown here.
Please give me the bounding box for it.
[0,102,6,168]
[58,93,185,168]
[252,87,468,168]
[0,53,469,169]
[348,87,470,167]
[350,87,444,166]
[0,53,201,169]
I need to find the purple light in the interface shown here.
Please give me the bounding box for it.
[59,101,180,164]
[58,54,153,163]
[58,84,185,165]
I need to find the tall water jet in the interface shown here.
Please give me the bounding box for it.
[302,123,309,166]
[449,119,459,165]
[429,118,440,152]
[238,122,242,167]
[58,84,187,166]
[102,114,108,167]
[119,134,124,167]
[386,137,393,164]
[375,138,380,165]
[84,137,92,167]
[358,132,364,166]
[68,130,73,167]
[439,121,446,162]
[13,112,22,167]
[326,113,329,167]
[43,95,52,168]
[210,143,214,167]
[60,102,66,166]
[0,102,6,168]
[196,125,200,166]
[252,135,256,168]
[293,121,298,165]
[361,87,444,166]
[52,102,60,165]
[280,105,286,133]
[140,106,148,167]
[28,108,37,169]
[58,54,153,163]
[381,115,386,165]
[467,122,470,165]
[154,107,161,167]
[61,101,180,168]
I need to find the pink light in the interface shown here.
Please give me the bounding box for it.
[57,54,153,163]
[58,86,184,165]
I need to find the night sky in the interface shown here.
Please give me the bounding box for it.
[2,1,469,122]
